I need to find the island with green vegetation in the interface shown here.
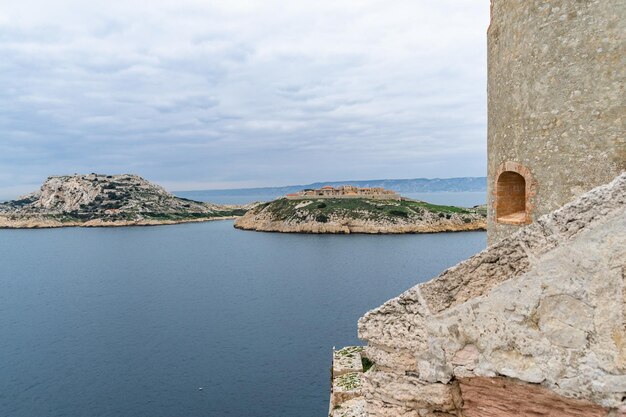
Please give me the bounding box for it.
[0,174,249,228]
[234,187,486,234]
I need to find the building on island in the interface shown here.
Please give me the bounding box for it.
[285,185,401,200]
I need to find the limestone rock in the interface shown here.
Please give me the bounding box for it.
[330,346,370,417]
[0,174,248,228]
[331,398,367,417]
[334,347,365,377]
[361,371,458,413]
[356,174,626,415]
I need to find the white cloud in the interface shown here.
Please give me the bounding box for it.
[0,0,489,198]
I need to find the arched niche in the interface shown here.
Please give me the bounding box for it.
[494,162,535,225]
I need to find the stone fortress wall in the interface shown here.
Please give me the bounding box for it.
[332,174,626,417]
[286,185,401,201]
[329,0,626,415]
[487,0,625,244]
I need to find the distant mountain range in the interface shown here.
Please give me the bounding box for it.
[176,177,487,200]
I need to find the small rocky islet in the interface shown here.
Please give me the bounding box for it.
[0,174,248,228]
[234,187,486,234]
[1,176,486,232]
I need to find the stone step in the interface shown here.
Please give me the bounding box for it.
[331,398,367,417]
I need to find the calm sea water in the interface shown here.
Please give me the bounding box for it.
[0,221,485,417]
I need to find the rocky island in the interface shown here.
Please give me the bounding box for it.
[234,185,486,234]
[0,174,248,228]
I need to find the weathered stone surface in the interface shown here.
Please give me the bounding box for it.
[487,0,626,244]
[422,205,625,406]
[331,398,367,417]
[330,346,370,417]
[357,175,626,415]
[364,399,456,417]
[537,294,594,348]
[334,347,365,377]
[332,373,363,406]
[358,289,429,351]
[364,345,417,373]
[451,344,479,367]
[360,174,626,322]
[459,377,608,417]
[361,371,457,413]
[418,238,530,313]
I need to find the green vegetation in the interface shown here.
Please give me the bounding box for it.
[389,209,408,218]
[336,346,364,358]
[334,346,373,372]
[49,208,245,223]
[9,196,37,207]
[336,373,361,391]
[255,197,485,224]
[362,356,374,372]
[315,214,329,223]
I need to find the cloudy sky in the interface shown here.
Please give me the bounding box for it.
[0,0,490,199]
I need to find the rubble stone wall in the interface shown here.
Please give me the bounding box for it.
[357,174,626,416]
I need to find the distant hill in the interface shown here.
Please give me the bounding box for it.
[0,174,247,228]
[235,196,487,234]
[176,177,487,200]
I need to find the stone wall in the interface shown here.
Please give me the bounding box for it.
[487,0,626,244]
[356,174,626,416]
[285,194,401,201]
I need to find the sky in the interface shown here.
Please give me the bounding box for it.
[0,0,490,199]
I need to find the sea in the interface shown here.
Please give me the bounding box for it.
[0,192,486,417]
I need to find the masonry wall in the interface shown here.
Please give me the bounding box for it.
[487,0,626,244]
[356,174,626,416]
[285,194,401,201]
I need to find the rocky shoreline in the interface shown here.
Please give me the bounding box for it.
[234,198,486,234]
[0,215,238,229]
[234,216,485,234]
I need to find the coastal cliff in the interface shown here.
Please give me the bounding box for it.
[0,174,247,228]
[234,198,486,234]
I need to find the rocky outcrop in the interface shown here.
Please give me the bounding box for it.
[351,173,626,416]
[234,198,486,234]
[0,174,247,228]
[0,216,237,229]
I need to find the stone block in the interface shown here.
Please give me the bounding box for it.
[331,398,367,417]
[334,346,364,377]
[459,377,608,417]
[361,371,457,412]
[332,372,363,406]
[364,345,416,373]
